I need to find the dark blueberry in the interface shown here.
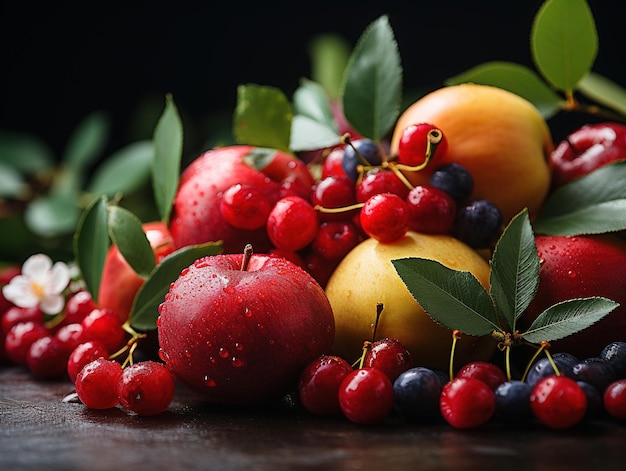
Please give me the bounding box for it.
[393,367,444,422]
[494,380,532,423]
[342,139,384,181]
[429,163,474,202]
[571,357,616,394]
[453,199,503,249]
[525,352,579,388]
[600,341,626,379]
[576,381,604,422]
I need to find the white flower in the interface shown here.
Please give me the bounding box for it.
[2,254,71,315]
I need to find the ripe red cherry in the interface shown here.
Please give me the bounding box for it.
[266,196,319,251]
[220,183,275,230]
[4,321,49,365]
[62,290,97,326]
[397,123,448,168]
[1,306,44,335]
[363,337,412,382]
[360,193,410,243]
[440,377,496,429]
[455,361,507,391]
[338,368,394,424]
[311,221,361,261]
[405,184,457,234]
[67,340,110,384]
[356,169,410,203]
[298,355,354,415]
[75,357,123,410]
[26,335,69,378]
[312,175,358,222]
[321,147,348,179]
[603,379,626,420]
[81,308,126,353]
[530,375,587,429]
[118,361,176,416]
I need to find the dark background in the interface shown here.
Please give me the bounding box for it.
[2,1,625,160]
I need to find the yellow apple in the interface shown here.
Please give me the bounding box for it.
[390,84,553,224]
[325,231,496,372]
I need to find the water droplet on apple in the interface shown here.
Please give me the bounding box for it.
[158,349,168,361]
[268,339,275,345]
[180,267,190,276]
[204,375,217,387]
[568,270,577,278]
[234,342,243,351]
[231,357,244,367]
[223,285,235,294]
[218,347,229,358]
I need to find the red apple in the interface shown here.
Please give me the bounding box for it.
[157,248,335,404]
[549,122,626,189]
[98,221,175,323]
[168,145,316,254]
[518,234,626,359]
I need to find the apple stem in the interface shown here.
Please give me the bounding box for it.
[241,244,253,271]
[371,302,384,342]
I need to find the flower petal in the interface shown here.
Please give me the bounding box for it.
[40,294,65,315]
[21,254,53,285]
[46,262,71,294]
[2,277,39,308]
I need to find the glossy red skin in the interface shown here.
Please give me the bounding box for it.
[440,377,495,429]
[298,354,353,415]
[603,379,626,420]
[157,253,335,405]
[549,122,626,188]
[118,361,175,416]
[338,368,394,424]
[530,375,587,429]
[455,361,507,391]
[519,234,626,359]
[98,221,175,323]
[363,337,412,382]
[169,145,315,254]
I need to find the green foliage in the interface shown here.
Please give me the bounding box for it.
[392,210,618,348]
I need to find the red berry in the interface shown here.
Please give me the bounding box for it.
[266,196,319,252]
[62,290,97,326]
[67,340,110,384]
[338,368,394,424]
[54,322,85,354]
[603,379,626,420]
[311,221,361,261]
[4,321,49,365]
[312,175,358,222]
[405,184,457,234]
[356,169,410,203]
[2,306,44,335]
[26,335,69,378]
[298,355,354,415]
[81,308,126,353]
[363,337,411,382]
[455,361,507,391]
[118,361,176,416]
[530,375,587,429]
[321,147,347,179]
[440,377,496,429]
[360,193,409,243]
[220,183,275,230]
[397,123,448,168]
[75,357,123,409]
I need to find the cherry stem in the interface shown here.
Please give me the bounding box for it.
[449,330,462,381]
[314,202,364,214]
[520,340,552,383]
[241,244,253,271]
[342,133,373,167]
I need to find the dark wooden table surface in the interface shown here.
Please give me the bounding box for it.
[2,365,626,471]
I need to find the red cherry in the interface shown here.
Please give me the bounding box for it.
[356,169,410,203]
[312,175,358,222]
[440,377,496,429]
[81,308,126,353]
[603,379,626,420]
[321,147,348,179]
[363,337,412,382]
[75,357,123,409]
[67,340,110,384]
[397,123,448,168]
[1,306,44,336]
[338,368,394,424]
[118,361,176,416]
[405,184,457,234]
[455,361,507,391]
[311,221,361,261]
[530,375,587,429]
[220,183,275,230]
[62,290,97,326]
[4,321,49,365]
[26,335,69,378]
[266,196,319,252]
[360,193,409,243]
[298,355,354,415]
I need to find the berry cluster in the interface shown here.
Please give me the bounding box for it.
[1,270,174,416]
[297,337,626,428]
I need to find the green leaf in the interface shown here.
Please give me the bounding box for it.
[578,72,626,118]
[489,209,540,331]
[445,61,564,118]
[341,15,402,142]
[152,94,183,225]
[290,115,343,152]
[73,196,110,302]
[62,111,109,171]
[530,0,598,93]
[0,162,25,198]
[107,205,155,278]
[521,297,619,344]
[309,33,351,101]
[129,242,223,331]
[0,131,55,175]
[533,161,626,235]
[233,84,293,152]
[392,257,499,336]
[87,140,154,196]
[24,194,81,237]
[241,147,279,172]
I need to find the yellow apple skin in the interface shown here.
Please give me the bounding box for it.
[325,231,496,372]
[390,84,553,224]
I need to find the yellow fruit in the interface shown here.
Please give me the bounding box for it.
[390,84,553,223]
[325,231,496,372]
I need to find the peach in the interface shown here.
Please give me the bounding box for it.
[390,84,553,224]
